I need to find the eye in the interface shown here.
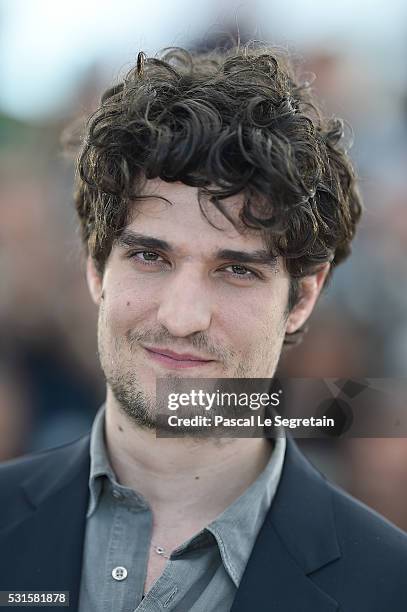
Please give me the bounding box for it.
[223,264,259,280]
[130,250,168,266]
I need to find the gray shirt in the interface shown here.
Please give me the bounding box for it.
[78,406,286,612]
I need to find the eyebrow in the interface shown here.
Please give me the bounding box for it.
[117,230,278,269]
[117,230,173,252]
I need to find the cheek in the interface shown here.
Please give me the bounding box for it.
[101,278,157,334]
[221,286,287,345]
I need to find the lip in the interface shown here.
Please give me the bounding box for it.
[143,346,215,369]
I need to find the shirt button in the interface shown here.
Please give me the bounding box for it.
[112,566,128,581]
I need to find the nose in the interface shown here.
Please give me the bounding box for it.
[156,267,212,337]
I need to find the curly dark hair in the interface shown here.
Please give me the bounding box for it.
[74,45,362,343]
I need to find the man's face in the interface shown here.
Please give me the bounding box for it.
[87,179,325,428]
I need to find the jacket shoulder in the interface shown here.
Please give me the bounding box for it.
[0,435,90,495]
[314,476,407,609]
[280,440,407,609]
[327,477,407,557]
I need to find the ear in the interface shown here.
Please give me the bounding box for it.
[286,263,330,334]
[86,256,103,305]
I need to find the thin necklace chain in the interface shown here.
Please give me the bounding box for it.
[151,543,171,559]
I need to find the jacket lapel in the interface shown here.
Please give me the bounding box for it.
[231,438,340,611]
[0,435,90,611]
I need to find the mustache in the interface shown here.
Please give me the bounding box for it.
[126,328,232,362]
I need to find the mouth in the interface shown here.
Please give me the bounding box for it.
[143,346,216,369]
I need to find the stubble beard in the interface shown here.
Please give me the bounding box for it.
[98,320,285,435]
[101,348,263,433]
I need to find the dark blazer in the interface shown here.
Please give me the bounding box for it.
[1,435,407,611]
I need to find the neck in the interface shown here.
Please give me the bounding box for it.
[104,395,272,523]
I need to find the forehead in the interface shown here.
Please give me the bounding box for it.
[125,178,267,254]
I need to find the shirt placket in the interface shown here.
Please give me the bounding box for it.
[103,487,152,612]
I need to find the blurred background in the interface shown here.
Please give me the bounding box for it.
[1,0,407,529]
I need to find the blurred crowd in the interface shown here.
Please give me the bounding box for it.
[1,31,407,529]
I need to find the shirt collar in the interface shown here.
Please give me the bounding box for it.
[206,433,286,587]
[86,404,116,518]
[87,404,286,586]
